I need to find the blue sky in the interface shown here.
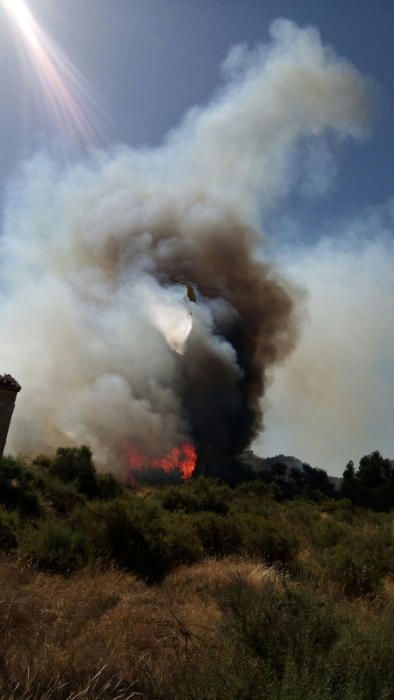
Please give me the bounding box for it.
[0,1,393,474]
[1,0,393,226]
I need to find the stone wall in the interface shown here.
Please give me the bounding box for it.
[0,376,21,458]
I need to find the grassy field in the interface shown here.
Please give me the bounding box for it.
[0,450,393,698]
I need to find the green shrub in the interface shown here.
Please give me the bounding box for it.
[32,454,52,470]
[50,446,98,498]
[78,499,173,581]
[234,479,268,499]
[33,471,85,515]
[325,545,385,598]
[309,518,346,549]
[328,498,356,524]
[25,520,88,573]
[96,473,123,500]
[165,514,204,566]
[0,508,17,551]
[0,456,41,517]
[16,488,41,518]
[244,517,299,567]
[223,580,337,668]
[322,518,393,598]
[212,578,394,699]
[192,512,244,557]
[161,477,231,514]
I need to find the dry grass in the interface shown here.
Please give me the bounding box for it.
[164,556,280,598]
[0,557,278,699]
[0,549,391,699]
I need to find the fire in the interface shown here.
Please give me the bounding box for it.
[126,443,197,481]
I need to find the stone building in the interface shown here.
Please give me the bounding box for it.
[0,374,21,458]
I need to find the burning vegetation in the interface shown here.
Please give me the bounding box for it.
[125,443,197,483]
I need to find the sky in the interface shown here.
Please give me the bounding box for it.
[0,0,393,475]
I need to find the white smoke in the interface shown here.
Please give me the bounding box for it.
[0,20,373,471]
[260,205,394,474]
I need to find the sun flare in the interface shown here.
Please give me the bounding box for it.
[2,0,38,45]
[1,0,102,147]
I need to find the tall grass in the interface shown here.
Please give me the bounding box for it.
[0,559,392,699]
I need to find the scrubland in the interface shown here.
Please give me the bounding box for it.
[0,448,393,699]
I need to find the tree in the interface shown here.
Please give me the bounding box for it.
[50,446,98,498]
[342,460,356,501]
[341,452,394,511]
[288,463,335,499]
[358,451,392,490]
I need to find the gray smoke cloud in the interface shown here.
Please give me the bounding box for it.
[0,20,372,473]
[259,205,394,475]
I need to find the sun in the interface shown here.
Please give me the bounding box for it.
[2,0,38,46]
[1,0,103,148]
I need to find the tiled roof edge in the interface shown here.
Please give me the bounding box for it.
[0,374,21,392]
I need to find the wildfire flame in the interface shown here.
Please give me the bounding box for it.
[126,443,197,481]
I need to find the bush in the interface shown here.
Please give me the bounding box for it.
[50,446,98,498]
[328,498,356,524]
[165,514,204,566]
[325,543,386,598]
[234,479,268,499]
[96,473,123,500]
[213,577,394,699]
[79,499,173,581]
[161,477,231,514]
[192,512,244,557]
[0,456,41,517]
[25,520,88,573]
[321,517,393,598]
[33,471,85,515]
[244,517,299,567]
[0,508,17,551]
[222,579,338,668]
[309,518,346,549]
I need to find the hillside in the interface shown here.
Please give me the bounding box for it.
[241,451,343,489]
[0,447,393,698]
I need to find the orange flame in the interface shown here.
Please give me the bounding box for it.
[125,443,197,481]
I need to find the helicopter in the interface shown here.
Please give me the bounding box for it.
[167,277,219,305]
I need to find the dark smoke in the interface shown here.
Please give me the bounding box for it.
[154,211,299,457]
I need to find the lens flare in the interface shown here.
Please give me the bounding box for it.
[3,0,36,40]
[2,0,103,147]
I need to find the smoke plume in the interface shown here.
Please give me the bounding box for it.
[258,207,394,475]
[0,20,372,473]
